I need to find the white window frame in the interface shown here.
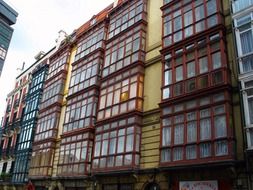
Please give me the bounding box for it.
[234,12,253,74]
[241,78,253,149]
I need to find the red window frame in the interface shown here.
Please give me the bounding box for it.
[103,26,146,77]
[107,0,147,40]
[92,116,141,171]
[162,0,223,48]
[63,89,98,134]
[97,69,144,121]
[160,91,234,166]
[162,31,230,100]
[57,132,93,176]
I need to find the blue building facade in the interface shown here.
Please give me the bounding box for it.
[12,62,48,183]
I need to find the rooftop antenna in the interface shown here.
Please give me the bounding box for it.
[17,62,25,72]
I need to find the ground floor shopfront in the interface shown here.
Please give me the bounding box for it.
[16,163,248,190]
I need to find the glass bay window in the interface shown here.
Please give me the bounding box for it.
[162,32,228,100]
[162,0,222,47]
[160,92,234,164]
[93,116,141,170]
[234,12,253,73]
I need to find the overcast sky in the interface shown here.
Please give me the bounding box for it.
[0,0,114,121]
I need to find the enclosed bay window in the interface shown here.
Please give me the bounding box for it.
[160,92,233,164]
[103,26,146,77]
[232,0,253,13]
[47,53,69,79]
[107,0,147,39]
[57,133,93,176]
[92,116,141,170]
[97,69,144,120]
[162,32,228,100]
[242,80,253,149]
[69,52,102,95]
[63,90,98,133]
[40,74,65,109]
[29,142,54,176]
[75,26,106,62]
[162,0,221,47]
[34,108,60,142]
[234,12,253,73]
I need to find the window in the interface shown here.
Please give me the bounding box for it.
[163,0,220,47]
[57,133,93,175]
[92,117,141,170]
[163,33,227,99]
[47,53,68,79]
[75,26,106,61]
[232,0,253,13]
[63,90,97,133]
[235,13,253,73]
[161,95,231,163]
[69,53,101,95]
[108,0,146,39]
[103,27,146,77]
[98,70,143,120]
[242,80,253,149]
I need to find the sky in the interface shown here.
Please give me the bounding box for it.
[0,0,115,121]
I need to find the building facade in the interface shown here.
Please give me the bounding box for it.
[0,0,251,189]
[0,0,18,76]
[231,0,253,188]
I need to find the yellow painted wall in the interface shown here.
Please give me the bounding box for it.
[141,0,163,171]
[143,0,163,112]
[52,46,76,177]
[222,0,244,160]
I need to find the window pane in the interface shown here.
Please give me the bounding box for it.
[102,140,108,156]
[242,54,253,73]
[94,142,101,157]
[187,61,195,78]
[162,127,171,146]
[199,56,208,73]
[165,70,172,85]
[117,136,125,153]
[187,121,197,142]
[215,140,228,156]
[126,134,133,152]
[173,147,183,161]
[240,29,253,54]
[174,124,184,144]
[212,52,221,69]
[248,97,253,124]
[200,118,211,140]
[186,145,196,159]
[214,115,227,138]
[109,138,116,154]
[184,11,193,27]
[174,16,182,31]
[207,0,217,15]
[195,5,204,21]
[200,143,211,158]
[161,149,171,162]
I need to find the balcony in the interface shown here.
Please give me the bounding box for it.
[2,147,16,158]
[13,99,20,108]
[6,105,11,113]
[22,94,27,103]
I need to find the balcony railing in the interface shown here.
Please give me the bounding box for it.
[6,105,11,113]
[14,99,20,108]
[1,147,16,158]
